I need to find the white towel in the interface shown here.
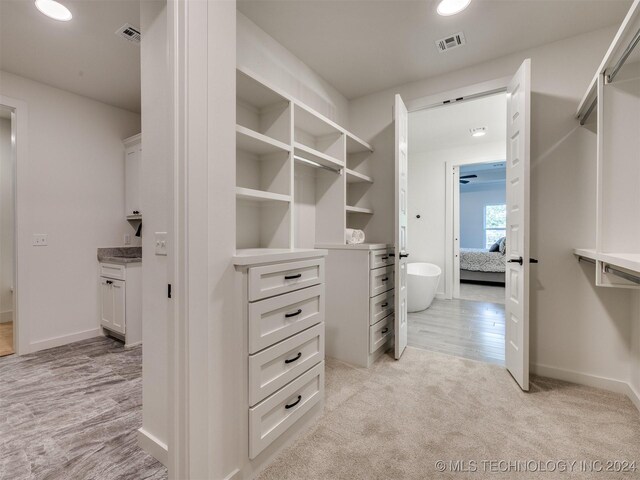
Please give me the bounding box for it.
[346,228,365,245]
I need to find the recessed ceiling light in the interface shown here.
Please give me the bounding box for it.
[470,127,487,137]
[437,0,472,16]
[35,0,72,21]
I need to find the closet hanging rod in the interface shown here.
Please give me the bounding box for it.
[579,98,597,126]
[577,255,596,265]
[607,26,640,84]
[293,155,342,174]
[603,264,640,285]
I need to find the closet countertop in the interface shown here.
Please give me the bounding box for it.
[233,248,328,266]
[315,243,393,251]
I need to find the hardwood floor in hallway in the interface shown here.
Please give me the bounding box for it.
[408,298,505,365]
[0,336,167,480]
[0,321,14,357]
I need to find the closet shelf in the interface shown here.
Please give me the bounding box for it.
[346,205,374,215]
[573,248,640,274]
[346,169,373,183]
[294,103,342,138]
[346,134,374,154]
[236,125,290,155]
[294,143,344,169]
[236,187,292,204]
[237,69,289,111]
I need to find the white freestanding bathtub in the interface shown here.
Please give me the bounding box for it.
[407,263,441,312]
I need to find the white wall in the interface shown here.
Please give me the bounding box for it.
[0,70,140,352]
[350,26,640,393]
[407,142,504,295]
[139,0,169,462]
[237,12,349,126]
[0,117,13,323]
[460,184,506,249]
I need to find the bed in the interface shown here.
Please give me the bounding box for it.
[459,248,506,285]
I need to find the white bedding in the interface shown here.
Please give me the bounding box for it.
[460,248,506,273]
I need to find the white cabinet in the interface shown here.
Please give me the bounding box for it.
[100,277,126,335]
[99,262,142,346]
[321,244,395,368]
[124,134,142,219]
[234,250,327,462]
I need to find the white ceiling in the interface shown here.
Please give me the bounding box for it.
[0,0,141,113]
[238,0,631,100]
[409,92,506,153]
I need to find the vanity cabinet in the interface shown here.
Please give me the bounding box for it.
[99,262,142,347]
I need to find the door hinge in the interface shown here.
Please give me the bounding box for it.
[168,284,172,299]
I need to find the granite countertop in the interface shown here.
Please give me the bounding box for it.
[97,247,142,265]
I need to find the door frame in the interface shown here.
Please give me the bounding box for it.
[0,95,27,356]
[445,156,506,300]
[405,77,510,300]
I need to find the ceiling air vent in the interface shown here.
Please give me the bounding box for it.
[436,32,466,53]
[116,23,141,44]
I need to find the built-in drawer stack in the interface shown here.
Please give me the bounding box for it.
[368,249,394,356]
[244,257,325,459]
[323,244,395,368]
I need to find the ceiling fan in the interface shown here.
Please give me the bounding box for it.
[459,174,477,185]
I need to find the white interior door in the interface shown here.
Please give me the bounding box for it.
[394,94,409,360]
[505,59,531,391]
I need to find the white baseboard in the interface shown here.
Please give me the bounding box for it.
[532,363,640,411]
[138,428,168,467]
[29,328,103,353]
[0,311,13,323]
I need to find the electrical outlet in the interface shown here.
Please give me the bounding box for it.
[124,233,131,245]
[33,234,48,246]
[155,232,167,256]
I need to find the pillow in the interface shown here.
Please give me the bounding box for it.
[498,237,507,255]
[489,241,500,252]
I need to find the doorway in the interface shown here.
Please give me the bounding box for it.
[406,92,507,366]
[0,105,15,357]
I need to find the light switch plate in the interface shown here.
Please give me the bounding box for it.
[124,233,131,245]
[155,232,167,256]
[33,234,48,246]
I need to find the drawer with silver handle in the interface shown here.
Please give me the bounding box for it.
[248,258,324,301]
[248,285,323,354]
[369,265,394,297]
[248,324,324,406]
[249,362,324,459]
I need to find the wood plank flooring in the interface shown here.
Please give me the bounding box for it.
[0,321,14,357]
[0,336,167,480]
[408,298,505,365]
[459,282,505,304]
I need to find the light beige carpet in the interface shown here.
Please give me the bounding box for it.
[258,348,640,479]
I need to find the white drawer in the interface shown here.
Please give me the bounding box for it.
[100,263,126,281]
[369,289,394,326]
[249,285,324,354]
[248,258,324,301]
[369,265,394,297]
[249,362,324,459]
[249,324,324,406]
[370,314,393,354]
[369,249,394,269]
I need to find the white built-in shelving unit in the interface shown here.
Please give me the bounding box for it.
[236,67,374,254]
[575,0,640,288]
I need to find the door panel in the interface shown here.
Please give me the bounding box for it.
[100,279,114,329]
[505,59,531,391]
[111,279,126,335]
[394,94,409,360]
